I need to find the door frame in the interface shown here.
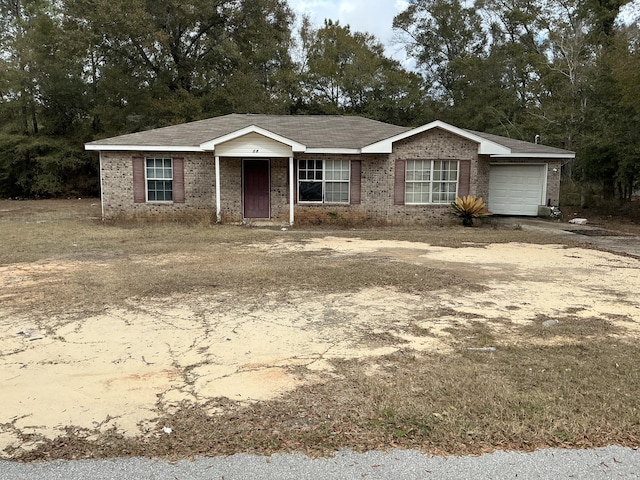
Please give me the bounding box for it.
[242,158,271,219]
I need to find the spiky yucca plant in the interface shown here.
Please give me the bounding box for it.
[451,195,491,226]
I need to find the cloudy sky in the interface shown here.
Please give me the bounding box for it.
[287,0,640,67]
[287,0,411,62]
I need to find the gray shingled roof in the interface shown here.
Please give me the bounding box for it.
[86,114,411,150]
[85,113,574,156]
[464,129,572,155]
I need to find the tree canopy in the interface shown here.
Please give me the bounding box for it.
[0,0,638,201]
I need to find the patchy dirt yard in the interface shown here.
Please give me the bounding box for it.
[1,200,639,459]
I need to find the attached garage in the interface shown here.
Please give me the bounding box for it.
[488,164,547,216]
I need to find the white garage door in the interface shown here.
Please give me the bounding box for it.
[489,164,546,216]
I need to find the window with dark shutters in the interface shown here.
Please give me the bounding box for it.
[133,156,185,203]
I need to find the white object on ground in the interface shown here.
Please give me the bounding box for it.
[569,218,588,225]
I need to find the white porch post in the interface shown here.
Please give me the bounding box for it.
[289,156,295,225]
[215,156,221,223]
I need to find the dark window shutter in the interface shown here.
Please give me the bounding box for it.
[458,160,471,198]
[350,160,361,205]
[173,157,185,203]
[394,159,405,205]
[132,156,145,203]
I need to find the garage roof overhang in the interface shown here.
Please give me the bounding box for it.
[490,153,576,159]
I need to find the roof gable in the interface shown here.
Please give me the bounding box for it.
[200,125,306,153]
[361,120,511,155]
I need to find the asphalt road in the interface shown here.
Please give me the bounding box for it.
[1,446,639,479]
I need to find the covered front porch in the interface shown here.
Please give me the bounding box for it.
[206,128,302,225]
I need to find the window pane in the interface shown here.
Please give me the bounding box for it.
[406,182,430,204]
[432,182,456,203]
[299,181,322,202]
[162,180,173,201]
[325,182,349,203]
[146,158,172,180]
[415,160,430,181]
[325,161,347,181]
[325,168,334,181]
[340,160,350,180]
[147,179,173,202]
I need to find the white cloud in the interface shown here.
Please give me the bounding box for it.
[288,0,411,63]
[619,0,640,25]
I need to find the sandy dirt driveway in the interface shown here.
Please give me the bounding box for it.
[1,235,639,457]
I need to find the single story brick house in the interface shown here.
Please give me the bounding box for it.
[85,114,575,224]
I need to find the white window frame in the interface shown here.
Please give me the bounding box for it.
[145,157,173,203]
[405,159,459,205]
[297,159,350,204]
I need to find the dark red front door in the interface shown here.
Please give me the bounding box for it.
[243,159,270,218]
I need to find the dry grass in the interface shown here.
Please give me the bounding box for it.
[2,199,640,461]
[13,340,640,461]
[563,202,640,235]
[291,208,383,227]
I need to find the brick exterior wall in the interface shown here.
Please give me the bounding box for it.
[270,158,289,221]
[99,130,564,223]
[387,129,479,224]
[219,157,241,222]
[476,155,491,201]
[291,129,482,225]
[100,154,290,222]
[291,153,386,220]
[100,152,216,218]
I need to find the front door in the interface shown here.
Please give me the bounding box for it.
[243,159,270,218]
